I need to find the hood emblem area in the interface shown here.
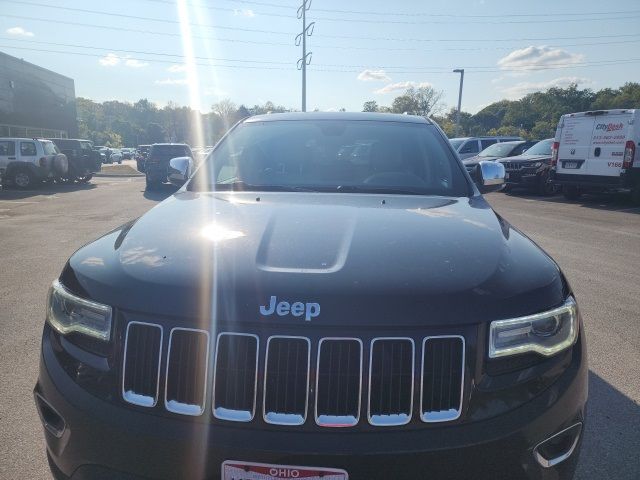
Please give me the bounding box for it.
[260,296,320,321]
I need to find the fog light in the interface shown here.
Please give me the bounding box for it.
[533,422,582,468]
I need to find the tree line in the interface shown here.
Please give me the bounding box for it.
[76,82,640,147]
[363,82,640,139]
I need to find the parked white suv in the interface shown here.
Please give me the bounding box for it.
[449,136,523,160]
[0,138,68,189]
[551,109,639,203]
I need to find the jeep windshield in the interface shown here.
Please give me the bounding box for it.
[191,120,469,197]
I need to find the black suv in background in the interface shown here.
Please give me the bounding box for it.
[50,138,102,183]
[135,144,151,172]
[145,143,192,190]
[499,138,555,195]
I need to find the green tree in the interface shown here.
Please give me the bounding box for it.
[362,100,379,112]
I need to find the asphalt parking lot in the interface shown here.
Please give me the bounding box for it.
[0,178,638,479]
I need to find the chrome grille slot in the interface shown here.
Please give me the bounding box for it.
[164,328,209,416]
[315,338,362,427]
[368,338,415,426]
[263,336,310,425]
[213,333,259,422]
[421,336,465,422]
[122,322,163,407]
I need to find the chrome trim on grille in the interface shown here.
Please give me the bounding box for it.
[164,327,210,416]
[315,337,363,427]
[121,321,163,408]
[212,332,259,422]
[420,335,465,423]
[367,337,415,427]
[263,335,311,426]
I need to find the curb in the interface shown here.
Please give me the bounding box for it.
[95,172,144,178]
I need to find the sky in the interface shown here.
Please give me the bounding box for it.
[1,0,639,114]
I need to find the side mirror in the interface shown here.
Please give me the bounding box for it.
[475,160,505,193]
[168,156,192,186]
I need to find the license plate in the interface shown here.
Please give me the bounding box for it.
[564,161,579,169]
[222,461,348,480]
[505,172,510,179]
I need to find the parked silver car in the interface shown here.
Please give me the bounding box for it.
[449,136,523,160]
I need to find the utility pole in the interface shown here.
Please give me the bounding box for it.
[453,69,464,135]
[296,0,314,112]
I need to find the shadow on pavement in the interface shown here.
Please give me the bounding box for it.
[0,182,97,200]
[503,189,640,213]
[142,183,179,201]
[574,371,640,479]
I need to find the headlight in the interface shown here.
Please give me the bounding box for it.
[47,280,113,341]
[489,297,578,358]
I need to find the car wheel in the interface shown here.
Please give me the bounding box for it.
[145,178,160,191]
[563,185,581,200]
[77,174,93,184]
[536,173,554,196]
[12,169,34,189]
[501,184,512,193]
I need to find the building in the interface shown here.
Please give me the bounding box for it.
[0,51,77,138]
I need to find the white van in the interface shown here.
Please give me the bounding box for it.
[551,109,639,203]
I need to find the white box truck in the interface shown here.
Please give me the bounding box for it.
[551,109,639,203]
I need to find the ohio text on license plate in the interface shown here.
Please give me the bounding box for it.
[222,461,348,480]
[564,161,579,169]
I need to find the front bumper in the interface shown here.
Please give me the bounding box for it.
[35,326,587,480]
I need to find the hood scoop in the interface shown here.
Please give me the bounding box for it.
[256,207,355,274]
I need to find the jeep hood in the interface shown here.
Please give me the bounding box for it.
[63,192,565,327]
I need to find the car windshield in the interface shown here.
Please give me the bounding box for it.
[478,142,521,157]
[449,139,465,149]
[152,145,191,158]
[523,139,553,156]
[191,119,469,197]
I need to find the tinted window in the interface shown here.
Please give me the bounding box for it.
[459,140,479,154]
[0,140,16,156]
[20,142,37,156]
[151,145,192,159]
[479,142,523,157]
[194,120,469,197]
[524,139,553,156]
[481,139,497,149]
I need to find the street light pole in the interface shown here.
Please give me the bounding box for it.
[296,0,314,112]
[453,69,464,136]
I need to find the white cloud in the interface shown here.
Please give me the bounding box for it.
[6,26,34,37]
[233,8,255,17]
[502,76,592,99]
[99,53,148,68]
[374,81,433,95]
[497,46,585,71]
[125,58,149,68]
[167,64,187,73]
[154,78,188,86]
[99,53,121,67]
[357,69,391,82]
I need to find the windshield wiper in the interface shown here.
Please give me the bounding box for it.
[211,181,319,192]
[334,185,426,195]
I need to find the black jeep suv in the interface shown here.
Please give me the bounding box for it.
[145,143,192,190]
[35,113,587,480]
[50,138,102,183]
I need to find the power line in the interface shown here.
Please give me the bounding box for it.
[6,35,639,59]
[144,0,640,19]
[1,43,638,74]
[4,13,640,46]
[3,1,294,35]
[5,0,640,30]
